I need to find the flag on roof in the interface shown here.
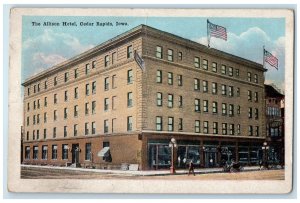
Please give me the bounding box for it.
[207,20,227,41]
[264,49,278,69]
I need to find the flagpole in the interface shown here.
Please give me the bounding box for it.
[207,19,210,48]
[263,46,266,84]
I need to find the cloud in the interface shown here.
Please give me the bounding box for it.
[194,27,285,91]
[22,29,94,80]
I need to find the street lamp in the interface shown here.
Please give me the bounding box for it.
[262,141,269,169]
[169,137,177,174]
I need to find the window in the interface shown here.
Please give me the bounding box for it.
[202,59,208,70]
[37,84,40,92]
[247,72,252,82]
[54,110,57,121]
[27,88,30,96]
[228,86,233,97]
[237,124,241,135]
[104,77,109,91]
[36,130,40,140]
[85,122,89,135]
[44,112,47,123]
[54,76,58,86]
[168,94,173,108]
[195,99,200,112]
[128,69,133,84]
[85,143,92,160]
[74,87,78,99]
[248,126,253,136]
[212,82,217,94]
[73,105,78,118]
[127,116,133,131]
[168,49,173,61]
[37,99,40,109]
[105,55,110,67]
[74,68,79,79]
[127,92,133,107]
[254,92,258,102]
[237,87,240,97]
[27,103,30,111]
[168,72,173,85]
[92,81,96,94]
[43,129,46,139]
[37,114,40,124]
[194,78,200,91]
[112,52,117,64]
[194,57,200,68]
[42,145,48,160]
[156,116,162,131]
[221,65,226,75]
[212,101,218,113]
[203,80,208,92]
[168,117,174,131]
[44,80,48,89]
[195,120,200,133]
[92,101,96,114]
[178,118,183,131]
[64,126,67,137]
[25,146,30,159]
[74,124,78,136]
[112,96,116,110]
[92,122,96,134]
[255,126,259,136]
[25,131,29,141]
[104,98,109,111]
[222,103,227,115]
[203,100,208,112]
[44,97,47,107]
[85,102,89,115]
[178,52,182,61]
[229,124,234,135]
[33,146,38,160]
[248,90,252,101]
[255,108,259,119]
[34,85,36,93]
[248,107,252,118]
[51,145,58,159]
[92,60,96,69]
[53,127,56,138]
[156,46,163,59]
[228,67,233,76]
[64,72,69,82]
[178,75,183,86]
[213,122,218,134]
[237,105,241,115]
[222,123,227,135]
[86,83,90,95]
[178,96,183,108]
[156,70,162,83]
[254,74,258,83]
[221,85,227,95]
[157,92,162,106]
[112,75,116,88]
[62,144,68,160]
[203,121,209,134]
[33,115,36,125]
[112,118,116,133]
[212,62,217,72]
[127,45,133,59]
[64,108,68,119]
[33,130,35,140]
[64,91,68,101]
[236,69,240,77]
[104,120,109,133]
[229,104,234,116]
[85,64,90,75]
[54,94,57,104]
[27,117,29,126]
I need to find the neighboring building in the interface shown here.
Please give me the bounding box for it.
[22,25,266,170]
[265,84,284,166]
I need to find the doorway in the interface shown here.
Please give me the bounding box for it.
[72,144,79,164]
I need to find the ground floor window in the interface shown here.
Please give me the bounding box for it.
[42,145,48,160]
[52,145,58,160]
[62,144,68,160]
[25,146,30,159]
[33,146,38,159]
[85,143,92,161]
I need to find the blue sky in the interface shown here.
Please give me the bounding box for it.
[22,16,285,92]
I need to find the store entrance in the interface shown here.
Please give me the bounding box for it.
[204,148,218,168]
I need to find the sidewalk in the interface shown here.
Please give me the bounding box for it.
[21,164,262,176]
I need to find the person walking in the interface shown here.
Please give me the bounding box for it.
[188,160,195,176]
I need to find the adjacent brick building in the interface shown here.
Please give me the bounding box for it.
[22,25,266,170]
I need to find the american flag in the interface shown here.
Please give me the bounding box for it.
[264,49,278,69]
[207,20,227,41]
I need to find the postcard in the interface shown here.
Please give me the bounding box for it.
[8,8,294,194]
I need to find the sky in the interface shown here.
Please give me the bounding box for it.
[22,16,285,92]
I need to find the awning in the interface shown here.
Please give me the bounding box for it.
[97,147,110,157]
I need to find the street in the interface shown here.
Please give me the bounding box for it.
[21,166,285,180]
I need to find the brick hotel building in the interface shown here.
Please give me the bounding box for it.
[22,25,266,170]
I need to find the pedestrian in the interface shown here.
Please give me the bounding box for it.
[188,160,195,176]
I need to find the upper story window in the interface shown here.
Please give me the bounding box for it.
[177,75,183,86]
[157,92,162,106]
[74,87,78,99]
[248,90,252,101]
[34,85,36,93]
[127,116,133,131]
[74,68,79,79]
[221,65,226,75]
[203,121,209,134]
[105,55,110,67]
[127,69,133,84]
[112,52,117,65]
[156,70,162,83]
[178,96,183,108]
[254,74,258,83]
[92,60,96,69]
[104,98,109,111]
[195,120,200,133]
[54,94,58,104]
[37,84,40,92]
[156,116,162,131]
[194,78,200,91]
[85,64,90,75]
[212,101,218,113]
[92,81,96,94]
[202,59,208,70]
[254,92,258,102]
[127,45,133,59]
[236,69,240,77]
[194,57,200,68]
[203,80,208,92]
[27,87,30,96]
[212,62,217,72]
[127,92,133,107]
[195,99,200,112]
[44,81,48,90]
[168,94,173,108]
[86,83,90,96]
[54,76,58,86]
[221,84,227,95]
[104,77,109,91]
[168,117,174,131]
[228,67,233,76]
[156,46,163,59]
[64,91,68,102]
[168,72,173,85]
[64,72,69,82]
[228,86,234,97]
[167,49,173,61]
[248,125,253,136]
[237,87,240,97]
[247,72,252,82]
[178,52,182,61]
[212,82,217,94]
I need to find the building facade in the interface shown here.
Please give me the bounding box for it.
[22,25,266,170]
